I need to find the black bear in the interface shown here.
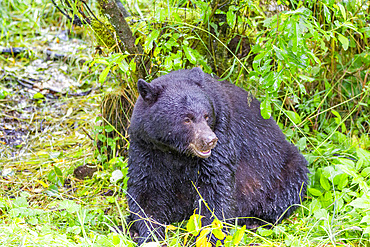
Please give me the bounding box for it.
[127,68,308,245]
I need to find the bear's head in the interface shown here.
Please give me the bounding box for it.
[131,68,218,159]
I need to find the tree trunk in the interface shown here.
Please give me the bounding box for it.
[97,0,146,80]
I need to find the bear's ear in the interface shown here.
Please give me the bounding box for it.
[188,67,204,86]
[137,79,162,103]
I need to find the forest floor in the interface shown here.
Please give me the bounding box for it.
[1,0,370,246]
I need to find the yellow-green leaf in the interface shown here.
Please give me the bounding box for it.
[261,98,272,119]
[337,3,346,20]
[286,110,301,124]
[320,176,331,191]
[232,225,246,245]
[186,213,202,235]
[33,92,44,99]
[183,46,197,64]
[99,66,111,83]
[308,188,322,197]
[337,33,349,51]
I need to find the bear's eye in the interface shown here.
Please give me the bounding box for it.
[204,114,209,121]
[184,117,192,124]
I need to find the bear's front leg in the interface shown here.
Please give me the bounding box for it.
[195,162,237,245]
[127,198,166,245]
[197,182,236,222]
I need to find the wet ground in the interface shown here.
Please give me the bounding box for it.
[0,30,98,162]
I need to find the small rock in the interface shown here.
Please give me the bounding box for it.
[73,164,97,180]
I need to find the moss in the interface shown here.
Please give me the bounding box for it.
[90,19,119,50]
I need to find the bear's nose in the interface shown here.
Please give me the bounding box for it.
[205,133,218,148]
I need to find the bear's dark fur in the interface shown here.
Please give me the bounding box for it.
[127,68,308,245]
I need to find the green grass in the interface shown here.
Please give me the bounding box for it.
[1,0,370,246]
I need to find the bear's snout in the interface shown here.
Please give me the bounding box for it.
[189,123,218,158]
[201,132,218,150]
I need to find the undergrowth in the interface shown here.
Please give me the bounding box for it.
[0,0,369,246]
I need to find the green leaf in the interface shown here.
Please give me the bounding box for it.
[98,134,107,142]
[112,234,121,245]
[0,89,9,99]
[273,45,285,60]
[183,46,197,64]
[331,109,341,122]
[48,166,64,187]
[337,33,349,51]
[13,197,29,208]
[172,51,183,69]
[298,74,315,82]
[286,110,301,124]
[226,10,236,28]
[252,52,266,72]
[164,56,173,71]
[232,225,245,245]
[320,176,331,191]
[46,185,59,196]
[360,215,370,224]
[323,5,331,23]
[357,148,370,162]
[292,21,299,54]
[59,200,81,213]
[337,3,346,20]
[107,137,116,148]
[211,219,226,240]
[356,158,364,170]
[118,60,129,73]
[321,166,335,179]
[263,16,274,28]
[337,164,357,180]
[186,213,202,235]
[260,98,272,119]
[333,173,348,190]
[308,188,322,197]
[99,66,111,84]
[313,208,328,220]
[309,198,321,212]
[33,92,44,99]
[104,125,114,133]
[307,51,321,65]
[338,158,355,168]
[337,177,348,190]
[297,137,307,151]
[129,59,136,72]
[333,131,347,144]
[94,58,109,65]
[323,191,333,202]
[144,29,160,52]
[361,167,370,177]
[349,196,370,209]
[257,227,273,236]
[213,228,226,240]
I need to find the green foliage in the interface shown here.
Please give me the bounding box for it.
[93,115,129,193]
[1,0,370,246]
[165,213,246,247]
[0,193,133,246]
[250,7,322,118]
